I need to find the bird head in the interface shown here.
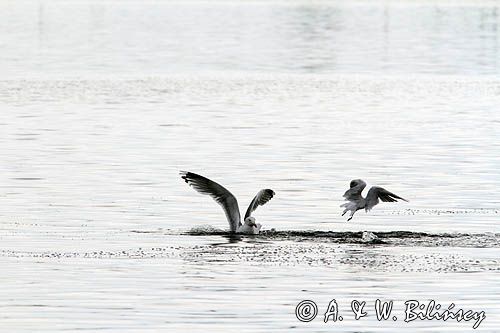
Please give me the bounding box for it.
[343,179,367,199]
[244,217,257,227]
[350,179,364,188]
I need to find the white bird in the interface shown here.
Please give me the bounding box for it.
[180,171,275,234]
[361,231,379,243]
[341,179,408,221]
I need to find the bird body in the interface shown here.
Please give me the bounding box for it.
[180,171,274,234]
[341,179,408,221]
[236,217,262,234]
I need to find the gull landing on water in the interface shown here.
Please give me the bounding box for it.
[180,171,275,234]
[341,179,408,221]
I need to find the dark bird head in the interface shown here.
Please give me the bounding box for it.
[350,179,364,188]
[343,179,367,199]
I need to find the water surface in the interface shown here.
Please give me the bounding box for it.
[0,1,499,332]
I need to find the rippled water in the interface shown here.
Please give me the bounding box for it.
[1,1,499,332]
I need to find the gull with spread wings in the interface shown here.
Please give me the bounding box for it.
[341,179,408,221]
[180,171,275,234]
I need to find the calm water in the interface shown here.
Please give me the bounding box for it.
[0,1,499,332]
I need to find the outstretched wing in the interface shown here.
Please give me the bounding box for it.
[365,186,408,210]
[180,171,241,232]
[343,179,367,202]
[244,189,275,219]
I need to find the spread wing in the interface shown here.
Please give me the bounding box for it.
[343,179,367,202]
[244,189,275,219]
[180,171,241,232]
[365,186,408,210]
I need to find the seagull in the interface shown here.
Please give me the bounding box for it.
[341,179,408,221]
[180,171,275,234]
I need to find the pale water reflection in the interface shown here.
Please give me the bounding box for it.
[1,1,500,76]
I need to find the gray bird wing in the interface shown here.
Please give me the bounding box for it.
[365,186,408,210]
[343,179,367,202]
[180,171,241,232]
[244,189,275,219]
